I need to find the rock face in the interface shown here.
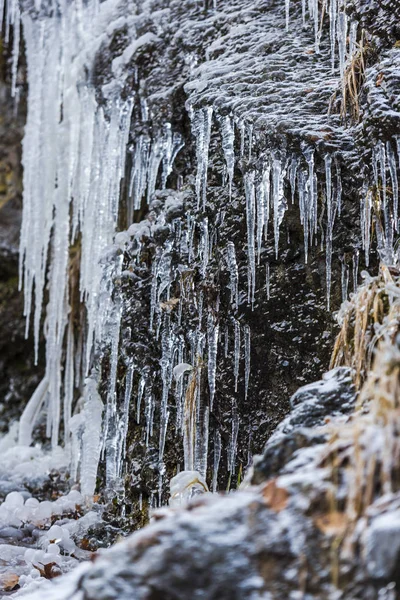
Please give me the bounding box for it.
[251,366,355,483]
[13,358,399,600]
[1,0,400,596]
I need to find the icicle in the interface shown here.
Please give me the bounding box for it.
[244,324,251,401]
[218,114,235,196]
[272,154,287,259]
[329,0,337,72]
[207,311,219,411]
[325,154,337,310]
[18,377,49,446]
[11,5,20,98]
[183,371,196,472]
[285,0,290,31]
[303,146,317,248]
[245,171,256,305]
[337,7,348,77]
[81,376,103,499]
[224,324,229,358]
[361,188,372,267]
[289,156,298,204]
[352,249,359,294]
[228,409,239,475]
[313,0,320,53]
[341,257,349,302]
[377,142,394,263]
[234,319,240,393]
[262,161,271,241]
[63,323,75,447]
[212,431,221,492]
[136,376,146,424]
[247,123,253,161]
[129,135,150,214]
[200,218,209,277]
[348,20,358,61]
[387,142,399,233]
[116,362,134,478]
[192,106,213,210]
[159,321,173,464]
[195,403,209,479]
[145,389,154,447]
[256,177,265,264]
[336,159,342,217]
[103,294,123,485]
[226,241,239,308]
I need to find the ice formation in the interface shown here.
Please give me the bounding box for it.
[3,0,400,510]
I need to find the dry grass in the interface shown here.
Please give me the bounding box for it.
[324,266,400,528]
[329,30,370,124]
[330,265,396,389]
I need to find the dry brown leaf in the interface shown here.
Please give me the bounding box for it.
[315,511,348,536]
[1,573,20,591]
[34,562,62,579]
[376,72,385,87]
[160,298,180,311]
[262,479,288,512]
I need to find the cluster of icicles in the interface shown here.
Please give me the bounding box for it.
[4,0,400,503]
[285,0,358,76]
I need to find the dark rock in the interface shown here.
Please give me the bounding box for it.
[252,367,356,483]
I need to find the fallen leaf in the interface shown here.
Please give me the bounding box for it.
[376,72,385,87]
[34,562,62,579]
[262,479,288,512]
[160,298,180,311]
[1,573,20,591]
[315,511,348,536]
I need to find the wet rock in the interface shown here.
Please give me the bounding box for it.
[252,367,356,483]
[365,511,400,582]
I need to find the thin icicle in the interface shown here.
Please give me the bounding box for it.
[218,114,235,196]
[207,311,219,411]
[325,154,337,310]
[387,141,399,233]
[244,324,251,401]
[329,0,337,72]
[289,156,298,204]
[352,249,359,294]
[285,0,290,31]
[234,319,240,393]
[245,171,256,306]
[256,177,265,264]
[81,376,104,499]
[191,106,213,210]
[212,431,221,492]
[63,323,75,448]
[136,376,146,424]
[361,188,372,267]
[341,257,349,302]
[228,410,239,475]
[272,154,287,259]
[226,241,239,308]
